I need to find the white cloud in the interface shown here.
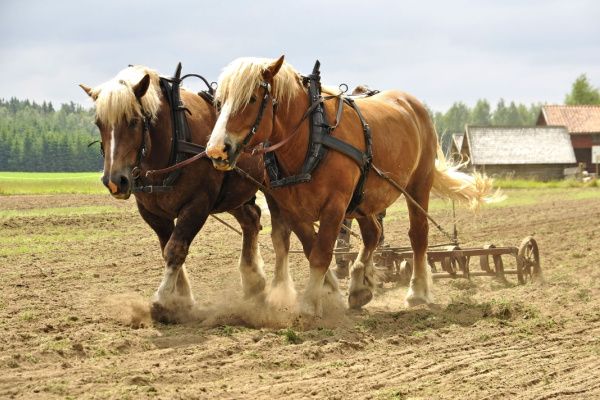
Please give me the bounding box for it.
[0,0,599,111]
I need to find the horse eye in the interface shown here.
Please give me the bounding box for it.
[128,119,138,129]
[249,95,257,104]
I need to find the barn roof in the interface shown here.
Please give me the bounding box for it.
[539,105,600,134]
[464,125,576,165]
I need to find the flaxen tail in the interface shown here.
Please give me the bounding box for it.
[432,148,504,209]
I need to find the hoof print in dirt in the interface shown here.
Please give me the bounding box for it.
[405,296,431,308]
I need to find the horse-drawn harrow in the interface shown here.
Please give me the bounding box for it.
[333,206,542,286]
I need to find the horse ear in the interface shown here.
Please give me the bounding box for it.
[133,74,151,99]
[263,55,285,80]
[79,84,97,100]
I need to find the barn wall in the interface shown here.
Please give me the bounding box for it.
[571,135,600,172]
[471,164,575,181]
[571,135,592,148]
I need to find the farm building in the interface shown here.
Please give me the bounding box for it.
[537,105,600,172]
[452,125,576,180]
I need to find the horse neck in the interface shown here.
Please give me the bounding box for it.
[143,92,215,169]
[143,98,173,170]
[269,87,311,174]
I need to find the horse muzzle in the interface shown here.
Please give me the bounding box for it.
[102,172,132,199]
[206,138,241,171]
[210,158,234,171]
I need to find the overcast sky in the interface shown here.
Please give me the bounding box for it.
[1,0,598,111]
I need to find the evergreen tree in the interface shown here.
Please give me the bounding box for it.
[492,99,509,125]
[470,99,491,125]
[443,102,470,133]
[565,74,600,105]
[0,98,101,171]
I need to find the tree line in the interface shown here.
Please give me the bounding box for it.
[0,98,102,171]
[430,74,600,151]
[428,99,543,152]
[0,74,597,171]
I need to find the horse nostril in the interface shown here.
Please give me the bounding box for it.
[119,175,129,190]
[222,142,231,156]
[101,175,109,187]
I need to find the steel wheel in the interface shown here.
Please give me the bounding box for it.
[517,236,541,283]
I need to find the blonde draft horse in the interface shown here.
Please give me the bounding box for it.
[80,65,266,323]
[206,56,498,316]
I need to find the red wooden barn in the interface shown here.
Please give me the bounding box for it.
[537,105,600,171]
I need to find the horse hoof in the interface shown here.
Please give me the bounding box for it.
[150,302,186,324]
[348,289,373,309]
[404,295,430,308]
[242,275,266,299]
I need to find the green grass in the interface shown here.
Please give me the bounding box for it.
[0,220,129,256]
[278,328,302,344]
[494,178,598,189]
[1,172,599,197]
[384,186,600,220]
[0,205,122,219]
[0,172,104,195]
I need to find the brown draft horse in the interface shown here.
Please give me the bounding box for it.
[80,65,266,322]
[206,56,497,316]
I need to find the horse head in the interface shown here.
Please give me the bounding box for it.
[80,66,161,199]
[206,56,287,170]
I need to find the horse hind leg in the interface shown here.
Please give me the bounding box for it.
[405,174,434,307]
[230,201,266,298]
[348,214,381,309]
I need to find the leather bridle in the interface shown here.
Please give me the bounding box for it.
[238,81,274,151]
[129,99,152,183]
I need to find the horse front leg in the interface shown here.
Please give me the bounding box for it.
[229,199,266,298]
[264,195,297,311]
[151,197,212,323]
[348,214,382,309]
[297,202,346,317]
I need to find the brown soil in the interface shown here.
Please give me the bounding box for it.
[1,190,599,399]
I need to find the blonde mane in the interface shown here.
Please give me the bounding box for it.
[90,65,162,127]
[215,57,303,113]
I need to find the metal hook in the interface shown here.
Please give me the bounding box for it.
[339,83,348,94]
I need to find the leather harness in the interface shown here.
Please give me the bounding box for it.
[259,60,375,213]
[138,61,376,213]
[106,63,213,193]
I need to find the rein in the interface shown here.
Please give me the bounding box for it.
[145,150,206,177]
